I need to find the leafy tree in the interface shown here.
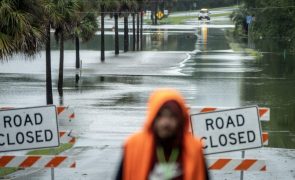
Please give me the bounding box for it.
[72,0,99,70]
[232,0,295,51]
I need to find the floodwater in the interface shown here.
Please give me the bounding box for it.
[0,14,295,179]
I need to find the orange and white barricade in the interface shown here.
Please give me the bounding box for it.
[207,158,266,171]
[0,155,76,168]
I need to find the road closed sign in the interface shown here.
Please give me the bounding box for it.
[191,106,263,155]
[0,105,59,152]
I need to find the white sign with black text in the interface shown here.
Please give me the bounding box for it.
[0,105,59,152]
[191,106,263,155]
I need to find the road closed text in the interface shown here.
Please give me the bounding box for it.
[0,113,54,146]
[200,115,256,149]
[191,106,263,154]
[0,106,59,152]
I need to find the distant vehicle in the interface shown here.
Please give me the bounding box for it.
[198,9,210,21]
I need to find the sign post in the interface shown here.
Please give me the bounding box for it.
[0,105,59,152]
[190,106,263,155]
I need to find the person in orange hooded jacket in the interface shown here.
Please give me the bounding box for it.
[116,88,209,180]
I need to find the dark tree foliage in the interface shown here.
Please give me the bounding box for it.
[231,0,295,51]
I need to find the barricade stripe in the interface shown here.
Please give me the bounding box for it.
[262,132,269,145]
[259,108,268,118]
[209,159,231,170]
[70,162,76,168]
[200,107,217,113]
[59,131,66,137]
[248,159,266,171]
[57,107,66,115]
[0,156,14,167]
[19,156,41,168]
[261,165,266,171]
[69,113,75,119]
[45,156,67,168]
[69,138,76,144]
[235,159,257,171]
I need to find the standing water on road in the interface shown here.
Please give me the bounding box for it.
[0,13,295,179]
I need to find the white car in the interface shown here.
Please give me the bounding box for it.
[198,9,210,21]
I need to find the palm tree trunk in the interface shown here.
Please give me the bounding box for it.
[114,13,119,55]
[75,36,80,69]
[155,2,158,25]
[140,11,143,51]
[132,13,136,51]
[75,36,80,83]
[46,23,53,105]
[58,30,64,92]
[101,7,105,62]
[124,14,129,52]
[136,12,139,51]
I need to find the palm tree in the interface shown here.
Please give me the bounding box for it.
[43,0,72,104]
[120,0,138,52]
[0,0,44,59]
[137,12,139,50]
[100,3,105,62]
[136,0,145,50]
[114,12,119,55]
[98,0,120,61]
[132,12,136,51]
[49,0,79,92]
[45,22,53,104]
[110,1,120,55]
[0,0,52,103]
[123,14,129,52]
[73,1,99,71]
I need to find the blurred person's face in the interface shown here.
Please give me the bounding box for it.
[154,108,180,139]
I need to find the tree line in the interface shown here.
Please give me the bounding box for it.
[0,0,145,105]
[231,0,295,51]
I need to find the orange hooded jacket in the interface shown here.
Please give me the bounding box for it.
[122,89,207,180]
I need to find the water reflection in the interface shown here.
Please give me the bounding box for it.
[201,25,208,51]
[51,30,197,52]
[240,53,295,148]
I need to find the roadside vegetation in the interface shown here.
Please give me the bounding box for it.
[225,29,263,59]
[230,0,295,52]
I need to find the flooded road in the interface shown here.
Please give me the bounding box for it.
[1,11,295,179]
